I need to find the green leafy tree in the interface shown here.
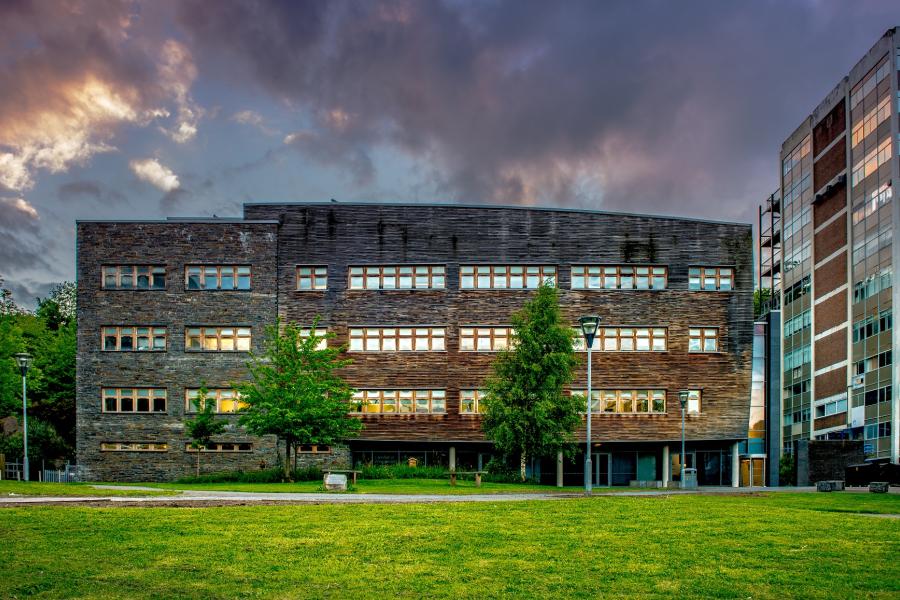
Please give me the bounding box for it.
[36,282,76,330]
[236,318,362,479]
[482,283,582,481]
[184,384,227,477]
[753,288,772,318]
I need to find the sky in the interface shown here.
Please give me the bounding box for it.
[1,0,899,308]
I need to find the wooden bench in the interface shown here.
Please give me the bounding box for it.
[324,469,361,485]
[449,471,486,487]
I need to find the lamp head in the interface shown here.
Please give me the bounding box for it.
[579,315,601,347]
[13,352,32,376]
[678,390,689,409]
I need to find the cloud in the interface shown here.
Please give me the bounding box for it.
[58,180,127,204]
[0,196,39,222]
[129,158,180,192]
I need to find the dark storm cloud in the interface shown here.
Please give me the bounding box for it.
[175,0,900,221]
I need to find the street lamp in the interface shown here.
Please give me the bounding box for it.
[14,353,32,481]
[579,315,601,495]
[678,390,689,488]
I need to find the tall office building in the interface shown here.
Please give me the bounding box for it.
[758,28,900,467]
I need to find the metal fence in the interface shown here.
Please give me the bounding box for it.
[42,464,78,483]
[2,461,24,481]
[1,461,78,482]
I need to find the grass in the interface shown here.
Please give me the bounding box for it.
[118,478,587,495]
[0,481,176,498]
[0,493,897,599]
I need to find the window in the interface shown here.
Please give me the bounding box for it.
[348,327,446,352]
[350,390,446,414]
[574,327,667,352]
[101,442,168,452]
[853,269,892,304]
[864,385,893,406]
[102,388,167,413]
[185,327,251,351]
[102,326,167,351]
[850,58,891,109]
[300,328,328,351]
[865,421,892,440]
[102,265,166,290]
[459,327,515,351]
[578,390,666,414]
[689,328,719,352]
[851,137,891,187]
[571,265,667,290]
[185,265,251,290]
[784,276,811,304]
[185,389,247,413]
[688,267,733,291]
[851,95,891,146]
[460,265,556,289]
[185,442,252,453]
[685,390,701,414]
[296,445,331,453]
[784,346,812,371]
[853,310,892,343]
[784,311,811,338]
[815,396,848,418]
[460,390,486,414]
[296,266,327,290]
[348,265,445,290]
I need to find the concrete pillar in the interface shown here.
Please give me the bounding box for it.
[662,445,670,487]
[731,442,740,488]
[449,446,456,472]
[556,451,564,487]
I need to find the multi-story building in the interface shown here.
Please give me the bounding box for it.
[77,203,753,483]
[757,27,900,470]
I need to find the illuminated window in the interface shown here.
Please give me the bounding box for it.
[101,442,168,452]
[296,266,327,290]
[102,265,166,290]
[348,327,446,352]
[350,390,446,414]
[459,327,515,351]
[573,327,667,352]
[185,265,251,290]
[576,390,666,414]
[102,388,167,413]
[571,265,667,290]
[460,390,486,414]
[102,326,167,351]
[850,137,891,186]
[185,327,252,352]
[689,328,719,352]
[460,265,556,289]
[185,388,247,413]
[348,265,445,290]
[688,267,733,291]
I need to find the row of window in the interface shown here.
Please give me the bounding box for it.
[852,310,892,343]
[849,58,891,109]
[784,310,810,338]
[100,325,722,353]
[784,346,811,371]
[99,442,332,453]
[850,137,891,187]
[103,263,737,292]
[854,349,892,376]
[98,387,705,415]
[865,421,892,440]
[851,95,891,147]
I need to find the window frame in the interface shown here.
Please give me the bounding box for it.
[459,390,486,414]
[100,442,168,452]
[459,326,516,352]
[101,265,166,290]
[571,265,668,290]
[688,327,720,353]
[101,326,168,352]
[185,442,253,453]
[101,387,167,414]
[185,326,252,352]
[573,326,668,352]
[295,266,328,291]
[688,267,734,291]
[185,265,252,291]
[350,389,447,414]
[459,265,556,289]
[576,389,667,414]
[184,388,248,414]
[347,326,446,352]
[348,265,446,290]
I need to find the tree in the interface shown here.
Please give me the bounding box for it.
[36,282,76,330]
[236,318,362,479]
[0,276,27,316]
[184,385,227,477]
[482,283,582,481]
[754,288,772,318]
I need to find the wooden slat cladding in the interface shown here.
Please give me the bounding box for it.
[244,203,754,443]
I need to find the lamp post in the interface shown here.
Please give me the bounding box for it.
[579,315,600,495]
[679,390,689,488]
[14,353,33,481]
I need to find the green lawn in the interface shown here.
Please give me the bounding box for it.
[1,493,897,599]
[125,478,587,495]
[0,481,175,498]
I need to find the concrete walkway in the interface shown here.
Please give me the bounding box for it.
[0,484,847,506]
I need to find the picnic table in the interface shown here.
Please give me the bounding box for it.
[449,470,486,487]
[323,469,362,485]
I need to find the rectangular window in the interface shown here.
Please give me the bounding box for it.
[865,421,892,440]
[185,265,251,290]
[102,265,166,290]
[185,388,248,413]
[100,442,168,452]
[348,265,446,290]
[102,326,167,351]
[185,327,252,352]
[459,326,515,351]
[689,328,719,352]
[460,390,486,414]
[101,388,167,413]
[185,442,252,453]
[300,328,328,351]
[460,265,556,289]
[574,327,667,352]
[571,265,667,290]
[296,266,327,291]
[296,445,331,454]
[350,390,446,414]
[348,327,446,352]
[685,390,701,414]
[578,389,666,414]
[688,267,733,291]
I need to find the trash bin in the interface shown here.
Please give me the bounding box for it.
[682,468,698,489]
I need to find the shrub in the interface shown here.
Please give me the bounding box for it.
[175,466,323,484]
[358,464,448,480]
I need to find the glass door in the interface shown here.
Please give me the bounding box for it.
[594,453,611,487]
